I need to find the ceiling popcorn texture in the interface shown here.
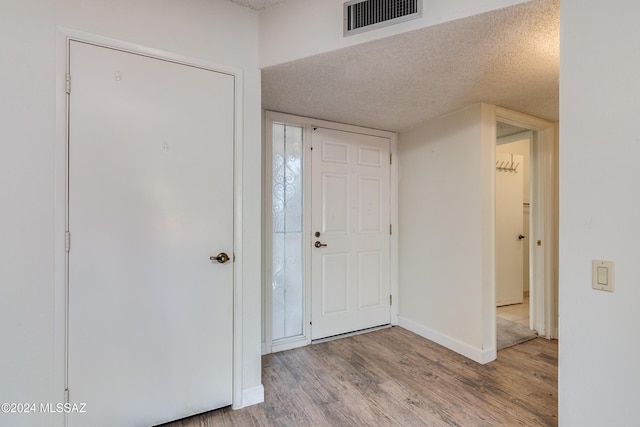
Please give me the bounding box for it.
[262,0,559,132]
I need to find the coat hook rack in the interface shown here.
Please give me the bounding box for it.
[496,153,519,173]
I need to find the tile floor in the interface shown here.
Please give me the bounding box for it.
[497,295,530,327]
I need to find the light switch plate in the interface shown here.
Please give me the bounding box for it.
[592,260,615,292]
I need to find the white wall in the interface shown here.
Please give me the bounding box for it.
[497,136,530,204]
[259,0,530,67]
[559,1,640,425]
[398,104,496,363]
[0,1,262,425]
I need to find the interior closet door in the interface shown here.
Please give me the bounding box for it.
[496,153,525,306]
[311,127,391,340]
[67,40,234,427]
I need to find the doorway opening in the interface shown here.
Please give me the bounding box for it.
[263,111,398,354]
[494,108,558,347]
[495,125,535,349]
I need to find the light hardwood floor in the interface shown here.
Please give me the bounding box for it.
[161,327,557,426]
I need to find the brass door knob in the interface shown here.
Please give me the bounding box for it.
[210,252,230,263]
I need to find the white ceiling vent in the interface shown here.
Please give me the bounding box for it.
[344,0,422,37]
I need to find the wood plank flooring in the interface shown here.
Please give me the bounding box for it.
[161,326,557,426]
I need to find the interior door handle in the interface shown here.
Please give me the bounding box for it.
[210,252,231,263]
[518,234,525,240]
[314,241,327,248]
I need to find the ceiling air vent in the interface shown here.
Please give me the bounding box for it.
[344,0,422,37]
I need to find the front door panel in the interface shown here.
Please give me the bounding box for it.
[311,128,390,340]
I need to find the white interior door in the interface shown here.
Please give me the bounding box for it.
[311,127,390,340]
[67,41,234,427]
[496,153,524,306]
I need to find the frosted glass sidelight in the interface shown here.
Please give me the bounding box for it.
[272,123,304,341]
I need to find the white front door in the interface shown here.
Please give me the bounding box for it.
[67,41,234,426]
[311,127,390,340]
[496,153,525,306]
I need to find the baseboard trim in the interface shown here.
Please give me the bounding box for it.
[240,384,264,408]
[271,335,309,354]
[497,297,524,307]
[398,316,495,364]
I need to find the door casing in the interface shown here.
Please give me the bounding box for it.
[54,29,247,426]
[263,111,398,354]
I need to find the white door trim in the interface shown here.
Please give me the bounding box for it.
[495,107,558,339]
[54,28,246,425]
[262,111,398,354]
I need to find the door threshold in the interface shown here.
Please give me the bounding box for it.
[312,324,391,344]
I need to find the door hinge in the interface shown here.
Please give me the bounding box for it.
[65,231,71,253]
[390,295,392,305]
[65,73,71,94]
[389,153,392,165]
[233,253,236,262]
[390,224,392,235]
[64,388,69,404]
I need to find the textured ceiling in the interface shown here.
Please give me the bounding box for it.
[262,0,559,132]
[226,0,286,10]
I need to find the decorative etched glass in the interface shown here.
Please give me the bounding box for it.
[272,123,304,341]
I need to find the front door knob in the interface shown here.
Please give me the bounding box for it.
[314,241,327,248]
[210,252,231,263]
